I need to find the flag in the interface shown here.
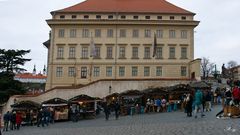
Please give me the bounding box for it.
[90,35,96,57]
[152,33,157,57]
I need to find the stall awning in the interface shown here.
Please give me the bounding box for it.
[11,101,40,110]
[42,98,68,107]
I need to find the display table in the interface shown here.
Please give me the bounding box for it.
[55,112,68,120]
[224,106,240,117]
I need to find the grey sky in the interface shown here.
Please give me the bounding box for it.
[0,0,239,73]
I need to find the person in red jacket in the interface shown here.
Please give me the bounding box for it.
[232,85,240,105]
[16,112,22,130]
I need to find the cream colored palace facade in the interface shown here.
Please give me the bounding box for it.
[44,0,201,90]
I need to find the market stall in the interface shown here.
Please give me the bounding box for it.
[119,90,144,115]
[41,98,69,121]
[11,100,40,125]
[68,95,97,119]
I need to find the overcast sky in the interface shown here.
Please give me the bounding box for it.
[0,0,239,73]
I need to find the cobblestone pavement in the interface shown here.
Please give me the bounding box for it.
[2,105,240,135]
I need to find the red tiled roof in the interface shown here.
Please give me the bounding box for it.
[53,0,194,15]
[15,73,47,79]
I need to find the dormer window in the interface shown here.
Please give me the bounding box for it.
[96,15,101,19]
[157,16,162,20]
[181,16,186,20]
[133,16,139,19]
[170,16,175,20]
[60,15,65,19]
[145,16,150,19]
[121,15,126,19]
[108,15,113,19]
[84,15,89,19]
[72,15,77,19]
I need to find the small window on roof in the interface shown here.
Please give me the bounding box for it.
[157,16,162,20]
[170,16,175,20]
[72,15,77,19]
[145,16,150,19]
[133,16,139,19]
[121,15,126,19]
[108,15,113,19]
[60,15,65,19]
[84,15,89,19]
[96,15,101,19]
[181,16,186,20]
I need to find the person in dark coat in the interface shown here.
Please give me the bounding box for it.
[37,109,44,127]
[102,102,110,120]
[10,111,16,130]
[3,111,10,131]
[186,93,193,117]
[114,102,120,120]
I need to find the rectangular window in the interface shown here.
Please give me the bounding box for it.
[170,16,175,20]
[107,29,113,38]
[145,29,151,38]
[144,67,150,77]
[181,30,187,39]
[121,15,126,19]
[157,16,162,20]
[169,30,176,38]
[132,47,138,58]
[132,29,139,38]
[106,67,112,77]
[156,67,162,76]
[119,67,125,77]
[81,47,88,58]
[133,16,138,19]
[71,15,77,19]
[156,47,163,59]
[169,47,175,59]
[120,29,126,38]
[144,47,151,59]
[60,15,65,19]
[82,29,89,38]
[93,67,100,77]
[181,16,186,20]
[70,29,76,38]
[95,46,101,58]
[181,47,187,59]
[156,30,163,38]
[106,47,113,58]
[68,67,75,77]
[132,67,138,77]
[57,47,64,58]
[69,47,75,58]
[108,15,113,19]
[181,66,187,76]
[58,29,65,38]
[119,47,125,58]
[81,67,87,78]
[95,29,101,37]
[145,16,150,19]
[56,67,63,77]
[84,15,89,19]
[96,15,101,19]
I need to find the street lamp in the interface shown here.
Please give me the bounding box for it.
[109,86,112,94]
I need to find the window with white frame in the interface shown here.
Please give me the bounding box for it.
[119,66,125,77]
[119,47,125,58]
[181,66,187,76]
[56,67,63,77]
[120,29,126,38]
[69,47,75,58]
[82,29,89,38]
[95,46,101,58]
[181,30,187,39]
[169,46,175,59]
[132,29,139,38]
[68,67,75,77]
[181,47,187,59]
[106,67,112,77]
[169,30,176,38]
[81,67,87,78]
[70,29,76,38]
[93,67,100,77]
[106,47,113,59]
[156,66,162,76]
[144,67,150,76]
[107,29,113,38]
[81,47,88,58]
[156,47,163,59]
[58,29,65,38]
[156,30,163,38]
[144,47,151,59]
[57,47,64,58]
[132,47,138,58]
[145,29,151,38]
[95,29,101,37]
[132,67,138,76]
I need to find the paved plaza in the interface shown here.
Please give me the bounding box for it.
[2,105,240,135]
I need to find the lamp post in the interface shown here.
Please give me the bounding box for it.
[109,86,112,94]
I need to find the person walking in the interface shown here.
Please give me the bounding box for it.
[103,102,110,121]
[205,91,212,112]
[3,111,10,131]
[10,111,16,130]
[186,93,193,117]
[16,112,22,130]
[114,102,120,120]
[194,89,204,118]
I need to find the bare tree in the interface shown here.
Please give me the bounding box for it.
[201,57,215,80]
[227,60,238,79]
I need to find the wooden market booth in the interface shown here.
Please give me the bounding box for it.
[119,90,144,115]
[11,100,40,125]
[41,98,69,121]
[68,94,97,119]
